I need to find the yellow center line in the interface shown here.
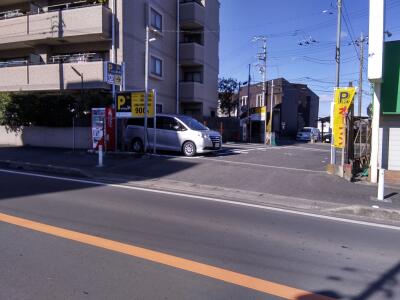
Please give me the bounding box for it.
[0,212,334,300]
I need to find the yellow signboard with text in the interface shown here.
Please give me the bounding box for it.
[333,87,356,149]
[116,90,155,118]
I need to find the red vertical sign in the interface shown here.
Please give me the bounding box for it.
[105,107,116,151]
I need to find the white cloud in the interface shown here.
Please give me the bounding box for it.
[341,31,349,39]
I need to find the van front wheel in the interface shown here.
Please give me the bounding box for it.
[182,141,196,157]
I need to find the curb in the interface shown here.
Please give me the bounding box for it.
[93,173,400,226]
[0,160,91,178]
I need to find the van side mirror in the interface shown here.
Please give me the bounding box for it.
[173,125,180,131]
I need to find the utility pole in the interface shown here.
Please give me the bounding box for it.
[247,64,251,143]
[331,0,343,165]
[356,32,367,117]
[253,36,267,143]
[269,79,274,145]
[237,82,241,118]
[144,25,149,153]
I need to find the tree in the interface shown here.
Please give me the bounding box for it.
[367,103,373,118]
[218,78,238,117]
[0,92,112,130]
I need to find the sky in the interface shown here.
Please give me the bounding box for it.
[218,0,400,117]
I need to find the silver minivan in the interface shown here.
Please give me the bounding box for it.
[124,114,222,156]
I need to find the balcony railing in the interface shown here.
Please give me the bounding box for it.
[180,81,205,102]
[0,4,111,49]
[180,0,204,6]
[180,0,205,28]
[0,61,107,92]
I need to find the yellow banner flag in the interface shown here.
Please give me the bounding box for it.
[333,87,356,149]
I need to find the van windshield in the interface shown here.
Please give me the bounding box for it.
[179,116,208,131]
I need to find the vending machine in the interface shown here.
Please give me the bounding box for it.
[91,107,115,151]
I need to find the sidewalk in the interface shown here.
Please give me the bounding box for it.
[1,145,400,224]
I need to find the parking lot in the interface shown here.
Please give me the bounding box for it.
[155,141,331,173]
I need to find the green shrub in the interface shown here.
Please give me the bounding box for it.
[0,91,112,130]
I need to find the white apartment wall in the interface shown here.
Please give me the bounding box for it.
[120,0,177,114]
[202,0,219,116]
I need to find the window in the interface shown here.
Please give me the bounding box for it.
[127,118,154,127]
[182,31,203,45]
[241,96,248,107]
[157,116,180,130]
[150,8,162,31]
[256,94,264,107]
[183,71,202,83]
[150,56,162,77]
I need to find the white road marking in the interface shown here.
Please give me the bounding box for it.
[1,168,399,232]
[191,157,326,173]
[285,146,331,153]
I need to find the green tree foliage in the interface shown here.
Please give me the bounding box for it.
[218,78,238,117]
[0,92,112,130]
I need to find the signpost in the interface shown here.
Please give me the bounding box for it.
[116,90,155,118]
[333,87,356,177]
[333,87,356,149]
[250,106,266,121]
[91,107,116,152]
[116,90,157,153]
[103,62,122,85]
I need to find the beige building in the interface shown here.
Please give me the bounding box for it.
[0,0,220,117]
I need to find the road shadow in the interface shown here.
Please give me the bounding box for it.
[296,261,400,300]
[0,146,200,202]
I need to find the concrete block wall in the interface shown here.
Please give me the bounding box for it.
[0,126,91,149]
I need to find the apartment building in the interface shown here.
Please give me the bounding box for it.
[0,0,220,117]
[237,78,319,141]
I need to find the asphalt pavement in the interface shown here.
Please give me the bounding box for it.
[1,170,400,299]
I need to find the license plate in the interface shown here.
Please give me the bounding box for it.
[215,143,220,148]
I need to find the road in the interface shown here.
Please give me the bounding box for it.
[1,169,399,300]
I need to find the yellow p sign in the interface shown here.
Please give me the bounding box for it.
[117,95,126,110]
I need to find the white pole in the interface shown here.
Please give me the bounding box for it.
[122,61,126,91]
[332,0,343,164]
[98,145,103,167]
[370,83,381,183]
[269,79,274,145]
[262,40,267,144]
[377,168,385,201]
[144,25,149,153]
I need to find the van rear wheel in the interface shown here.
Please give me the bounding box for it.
[131,138,144,153]
[182,141,196,157]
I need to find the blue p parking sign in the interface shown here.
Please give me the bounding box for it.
[103,62,122,85]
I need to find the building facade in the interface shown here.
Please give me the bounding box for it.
[0,0,220,117]
[237,78,319,141]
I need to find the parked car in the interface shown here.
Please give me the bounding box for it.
[296,127,320,142]
[124,114,222,156]
[322,133,332,143]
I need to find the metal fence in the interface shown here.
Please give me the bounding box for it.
[353,118,371,170]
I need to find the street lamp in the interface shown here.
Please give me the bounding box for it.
[144,25,157,154]
[71,66,84,102]
[70,66,84,153]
